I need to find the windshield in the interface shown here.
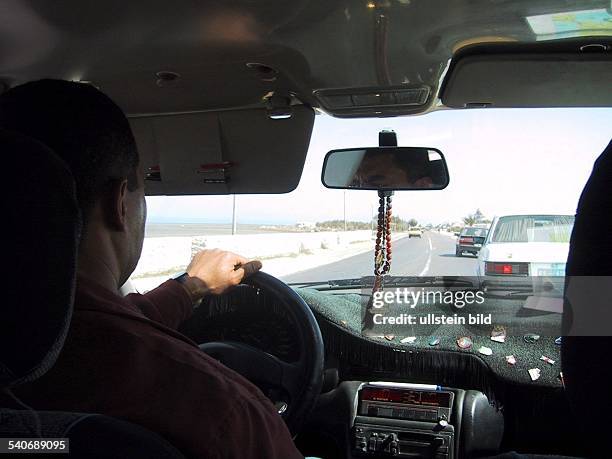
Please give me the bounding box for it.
[134,108,610,287]
[132,107,612,353]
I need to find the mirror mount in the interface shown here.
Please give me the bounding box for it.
[379,129,398,147]
[378,131,396,200]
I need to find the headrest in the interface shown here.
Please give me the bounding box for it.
[0,129,81,388]
[561,139,612,458]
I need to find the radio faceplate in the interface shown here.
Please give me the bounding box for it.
[353,423,454,458]
[358,384,454,423]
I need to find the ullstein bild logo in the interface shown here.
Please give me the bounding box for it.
[372,312,492,326]
[371,288,486,309]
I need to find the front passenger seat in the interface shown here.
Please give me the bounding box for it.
[0,129,185,458]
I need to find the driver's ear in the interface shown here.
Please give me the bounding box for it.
[102,179,129,232]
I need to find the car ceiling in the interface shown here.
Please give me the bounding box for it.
[1,0,611,118]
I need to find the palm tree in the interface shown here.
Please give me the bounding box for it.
[463,215,477,226]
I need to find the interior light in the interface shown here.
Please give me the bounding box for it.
[367,2,376,9]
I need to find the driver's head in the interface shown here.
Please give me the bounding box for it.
[0,79,145,285]
[394,150,433,186]
[354,149,433,188]
[355,151,411,188]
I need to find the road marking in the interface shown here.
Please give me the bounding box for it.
[418,234,433,276]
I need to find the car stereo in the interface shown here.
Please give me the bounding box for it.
[353,383,455,458]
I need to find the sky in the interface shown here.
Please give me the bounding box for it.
[146,107,612,226]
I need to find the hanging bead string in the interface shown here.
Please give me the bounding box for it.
[373,194,393,293]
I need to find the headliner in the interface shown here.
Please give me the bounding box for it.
[0,0,610,117]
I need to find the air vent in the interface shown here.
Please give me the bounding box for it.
[315,86,430,112]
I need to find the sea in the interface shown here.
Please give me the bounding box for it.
[145,223,298,238]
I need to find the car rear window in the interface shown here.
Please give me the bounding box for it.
[461,227,487,237]
[491,215,574,243]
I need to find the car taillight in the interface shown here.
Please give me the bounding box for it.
[485,262,529,275]
[459,237,473,244]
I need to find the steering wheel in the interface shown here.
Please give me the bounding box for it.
[199,271,324,436]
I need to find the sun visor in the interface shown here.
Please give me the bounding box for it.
[130,105,314,195]
[441,39,612,109]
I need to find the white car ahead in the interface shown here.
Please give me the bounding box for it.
[477,214,574,290]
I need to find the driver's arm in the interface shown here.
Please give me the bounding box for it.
[126,249,262,329]
[126,280,193,329]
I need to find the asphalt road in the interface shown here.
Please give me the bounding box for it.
[282,231,477,283]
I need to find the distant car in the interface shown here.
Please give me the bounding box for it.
[408,227,423,238]
[456,226,488,256]
[477,214,574,289]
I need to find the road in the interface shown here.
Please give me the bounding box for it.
[282,231,477,283]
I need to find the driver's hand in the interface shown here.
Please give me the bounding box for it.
[184,249,262,300]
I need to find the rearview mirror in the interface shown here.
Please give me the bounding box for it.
[321,147,449,191]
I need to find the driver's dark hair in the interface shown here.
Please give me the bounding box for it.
[394,149,431,180]
[0,79,139,230]
[369,148,431,180]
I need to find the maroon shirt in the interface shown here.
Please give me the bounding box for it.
[16,277,302,459]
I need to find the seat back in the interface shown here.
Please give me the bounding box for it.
[0,128,184,458]
[1,128,80,388]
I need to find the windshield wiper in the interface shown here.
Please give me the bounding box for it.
[288,275,477,291]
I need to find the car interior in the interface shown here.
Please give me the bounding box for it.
[1,1,612,458]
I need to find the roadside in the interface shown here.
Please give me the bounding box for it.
[130,231,408,292]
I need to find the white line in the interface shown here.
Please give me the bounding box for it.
[418,234,433,276]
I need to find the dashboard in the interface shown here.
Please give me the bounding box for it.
[178,283,578,458]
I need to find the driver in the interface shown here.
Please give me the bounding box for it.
[0,80,303,458]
